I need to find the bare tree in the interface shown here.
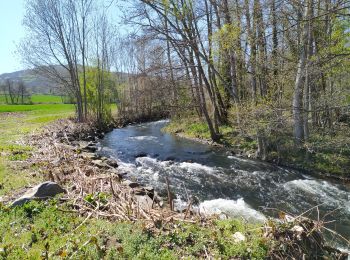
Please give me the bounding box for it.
[21,0,93,122]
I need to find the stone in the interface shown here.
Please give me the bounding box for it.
[107,169,125,180]
[92,160,109,168]
[12,181,66,207]
[104,158,118,168]
[134,186,155,198]
[144,186,154,193]
[78,141,98,152]
[117,172,128,178]
[134,152,147,158]
[232,232,246,243]
[290,225,305,240]
[122,180,140,188]
[135,195,153,209]
[85,145,98,152]
[80,152,99,160]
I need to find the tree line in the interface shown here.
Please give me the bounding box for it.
[0,79,31,104]
[20,0,349,149]
[21,0,118,125]
[119,0,350,151]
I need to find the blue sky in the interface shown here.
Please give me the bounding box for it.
[0,0,26,74]
[0,0,127,75]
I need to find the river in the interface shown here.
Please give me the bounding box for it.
[99,120,350,250]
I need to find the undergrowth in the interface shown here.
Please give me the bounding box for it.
[164,116,350,177]
[0,200,269,259]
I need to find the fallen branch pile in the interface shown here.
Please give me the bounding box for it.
[25,119,195,224]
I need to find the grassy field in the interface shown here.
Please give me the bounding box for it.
[0,104,74,143]
[31,94,66,104]
[0,94,69,104]
[0,103,74,198]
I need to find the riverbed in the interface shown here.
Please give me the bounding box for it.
[99,120,350,250]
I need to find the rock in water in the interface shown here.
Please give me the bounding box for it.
[11,181,66,207]
[104,158,118,168]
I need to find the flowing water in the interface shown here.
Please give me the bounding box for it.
[99,120,350,250]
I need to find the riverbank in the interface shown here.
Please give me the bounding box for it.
[163,117,350,181]
[0,111,348,258]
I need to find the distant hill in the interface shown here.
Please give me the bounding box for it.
[0,69,59,94]
[0,67,132,95]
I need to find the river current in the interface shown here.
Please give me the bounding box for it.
[99,120,350,250]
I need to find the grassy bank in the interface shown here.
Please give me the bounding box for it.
[0,104,74,197]
[0,105,347,258]
[0,104,270,259]
[164,116,350,178]
[0,200,271,259]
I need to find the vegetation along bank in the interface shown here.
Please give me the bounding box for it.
[0,0,349,258]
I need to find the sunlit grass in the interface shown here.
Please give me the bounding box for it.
[0,94,69,104]
[0,103,74,196]
[0,201,269,259]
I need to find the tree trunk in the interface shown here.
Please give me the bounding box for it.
[293,0,310,144]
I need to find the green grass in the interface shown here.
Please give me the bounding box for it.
[0,103,73,113]
[0,94,68,105]
[30,95,66,104]
[0,201,269,259]
[0,103,74,197]
[0,104,73,144]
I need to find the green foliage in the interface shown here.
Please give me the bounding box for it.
[84,192,110,207]
[165,113,350,177]
[84,68,114,124]
[213,24,241,51]
[0,201,270,259]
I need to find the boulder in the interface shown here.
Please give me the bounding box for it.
[135,195,154,209]
[92,160,109,168]
[80,152,100,160]
[107,169,126,180]
[12,181,66,207]
[134,152,147,158]
[144,186,154,193]
[103,158,119,168]
[85,145,98,152]
[78,141,98,152]
[122,180,140,188]
[134,186,154,196]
